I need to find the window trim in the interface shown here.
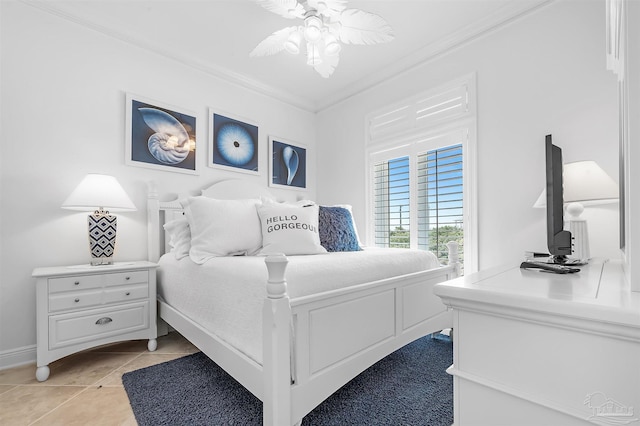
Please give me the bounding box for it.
[365,74,478,273]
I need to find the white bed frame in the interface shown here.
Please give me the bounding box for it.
[147,180,460,425]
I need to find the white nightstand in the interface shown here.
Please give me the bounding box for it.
[32,261,158,381]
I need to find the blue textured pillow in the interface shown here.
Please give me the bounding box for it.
[319,206,362,252]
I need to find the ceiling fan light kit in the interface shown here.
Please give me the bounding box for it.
[323,33,341,56]
[284,31,302,54]
[251,0,394,78]
[307,43,322,66]
[303,13,323,42]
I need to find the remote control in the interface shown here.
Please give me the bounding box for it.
[519,261,580,274]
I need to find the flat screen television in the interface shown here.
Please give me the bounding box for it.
[545,134,573,263]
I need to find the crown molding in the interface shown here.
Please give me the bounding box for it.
[22,0,552,114]
[20,0,317,112]
[315,0,554,112]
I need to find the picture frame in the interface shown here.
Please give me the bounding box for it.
[269,136,307,189]
[125,93,197,174]
[208,109,259,175]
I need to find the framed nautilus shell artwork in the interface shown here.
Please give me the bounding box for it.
[269,137,307,189]
[125,94,197,174]
[209,109,259,175]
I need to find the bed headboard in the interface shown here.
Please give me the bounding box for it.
[147,179,274,262]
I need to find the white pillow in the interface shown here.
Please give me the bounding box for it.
[163,218,191,260]
[182,196,262,264]
[257,202,327,256]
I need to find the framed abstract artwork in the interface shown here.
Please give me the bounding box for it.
[269,136,307,189]
[125,93,197,174]
[209,109,259,175]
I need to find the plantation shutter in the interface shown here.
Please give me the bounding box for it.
[368,84,470,141]
[417,144,464,263]
[367,74,476,273]
[373,156,410,248]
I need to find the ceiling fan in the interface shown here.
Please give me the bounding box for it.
[250,0,395,78]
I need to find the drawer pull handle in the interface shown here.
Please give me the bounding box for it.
[74,281,80,286]
[95,317,113,325]
[74,298,80,303]
[125,292,131,296]
[125,276,131,281]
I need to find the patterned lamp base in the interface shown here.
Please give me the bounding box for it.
[88,210,117,265]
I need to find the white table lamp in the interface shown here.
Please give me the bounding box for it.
[534,161,618,262]
[62,174,136,265]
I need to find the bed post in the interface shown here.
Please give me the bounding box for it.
[446,241,461,277]
[263,254,293,426]
[147,181,160,263]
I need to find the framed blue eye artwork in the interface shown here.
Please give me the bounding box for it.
[269,136,306,189]
[209,109,259,175]
[125,93,197,174]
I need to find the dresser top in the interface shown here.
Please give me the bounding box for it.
[434,259,640,327]
[33,261,158,278]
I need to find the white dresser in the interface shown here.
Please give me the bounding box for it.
[434,260,640,426]
[32,261,158,381]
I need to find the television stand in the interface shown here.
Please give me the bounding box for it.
[434,259,640,425]
[551,255,587,266]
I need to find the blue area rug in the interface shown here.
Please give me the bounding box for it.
[123,335,453,425]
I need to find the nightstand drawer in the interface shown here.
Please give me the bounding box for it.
[33,261,158,381]
[49,302,149,350]
[103,283,148,304]
[49,289,103,312]
[49,274,103,293]
[104,270,148,287]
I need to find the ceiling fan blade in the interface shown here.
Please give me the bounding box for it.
[314,53,339,78]
[307,0,347,17]
[250,26,299,57]
[335,9,394,45]
[255,0,305,19]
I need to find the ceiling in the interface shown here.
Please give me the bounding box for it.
[27,0,550,112]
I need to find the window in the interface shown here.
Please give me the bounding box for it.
[373,156,410,248]
[371,137,466,267]
[417,144,463,262]
[367,75,477,273]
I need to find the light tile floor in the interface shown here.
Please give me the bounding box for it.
[0,332,198,425]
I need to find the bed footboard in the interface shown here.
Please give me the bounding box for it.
[262,243,460,425]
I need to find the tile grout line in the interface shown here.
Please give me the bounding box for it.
[26,350,195,424]
[28,385,89,426]
[26,350,147,426]
[1,335,196,425]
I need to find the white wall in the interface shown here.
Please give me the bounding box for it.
[0,1,316,363]
[316,0,619,270]
[0,0,622,365]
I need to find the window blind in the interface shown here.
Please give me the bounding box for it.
[368,83,470,142]
[373,156,410,248]
[366,74,476,273]
[417,144,464,263]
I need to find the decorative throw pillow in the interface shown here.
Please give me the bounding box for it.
[326,204,363,247]
[163,217,191,260]
[319,206,362,252]
[257,203,327,256]
[182,196,262,264]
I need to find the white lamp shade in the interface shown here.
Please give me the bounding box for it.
[62,174,136,212]
[563,161,619,204]
[303,15,323,42]
[533,161,619,208]
[323,33,341,56]
[284,30,302,54]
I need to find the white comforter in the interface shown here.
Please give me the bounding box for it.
[157,248,440,364]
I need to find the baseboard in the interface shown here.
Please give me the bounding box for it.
[0,344,36,371]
